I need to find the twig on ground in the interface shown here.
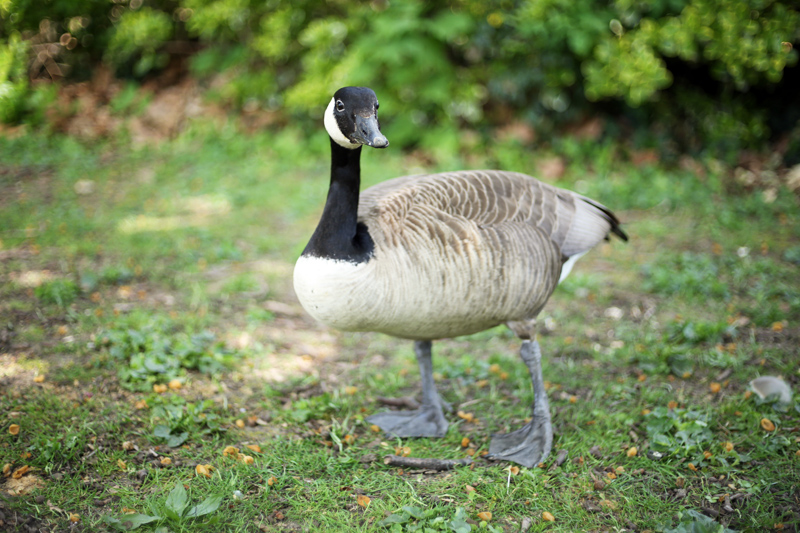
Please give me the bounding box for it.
[548,449,568,471]
[376,396,420,409]
[383,455,472,471]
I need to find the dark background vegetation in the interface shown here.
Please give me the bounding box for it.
[1,0,800,164]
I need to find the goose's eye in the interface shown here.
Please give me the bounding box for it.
[336,100,345,112]
[375,102,379,111]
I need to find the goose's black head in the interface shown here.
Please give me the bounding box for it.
[324,87,389,150]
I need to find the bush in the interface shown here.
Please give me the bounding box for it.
[1,0,798,157]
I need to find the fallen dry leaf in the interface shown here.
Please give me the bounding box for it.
[641,409,651,415]
[710,382,721,394]
[223,446,239,457]
[11,465,30,479]
[606,472,617,480]
[508,466,520,475]
[160,457,172,466]
[246,444,261,453]
[4,473,44,496]
[196,464,213,478]
[542,511,555,522]
[466,448,476,456]
[569,395,577,403]
[457,411,474,423]
[477,511,492,521]
[688,463,698,472]
[122,508,136,514]
[600,500,617,510]
[9,424,20,436]
[489,364,501,374]
[343,434,355,445]
[461,437,470,448]
[370,424,380,433]
[235,419,245,429]
[242,455,254,465]
[744,390,752,400]
[724,442,734,452]
[627,447,638,457]
[465,484,476,493]
[761,418,776,432]
[33,375,44,383]
[668,401,678,409]
[3,463,11,476]
[499,372,509,380]
[168,379,182,390]
[267,476,277,486]
[345,386,357,395]
[615,466,625,474]
[394,446,411,457]
[153,384,167,394]
[703,451,713,460]
[676,477,685,488]
[117,459,127,471]
[356,494,370,508]
[476,379,488,388]
[638,374,647,382]
[69,513,79,523]
[134,400,148,410]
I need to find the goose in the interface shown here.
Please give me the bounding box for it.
[293,86,627,467]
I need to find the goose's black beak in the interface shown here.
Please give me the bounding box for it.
[352,114,389,148]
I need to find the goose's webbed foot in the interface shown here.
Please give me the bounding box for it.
[487,415,552,468]
[367,405,449,438]
[367,340,449,438]
[487,339,553,468]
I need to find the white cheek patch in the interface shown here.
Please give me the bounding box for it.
[324,98,360,149]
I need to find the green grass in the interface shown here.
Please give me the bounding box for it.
[1,125,799,532]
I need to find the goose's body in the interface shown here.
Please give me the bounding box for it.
[295,170,619,340]
[293,87,627,467]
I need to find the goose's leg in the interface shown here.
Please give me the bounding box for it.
[487,339,553,468]
[366,340,449,438]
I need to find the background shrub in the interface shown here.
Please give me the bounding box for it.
[0,0,798,159]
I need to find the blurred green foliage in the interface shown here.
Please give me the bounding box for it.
[0,0,798,155]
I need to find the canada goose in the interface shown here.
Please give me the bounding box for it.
[293,86,627,467]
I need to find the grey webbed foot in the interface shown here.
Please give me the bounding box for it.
[367,340,449,438]
[366,405,449,438]
[487,415,552,468]
[487,339,553,468]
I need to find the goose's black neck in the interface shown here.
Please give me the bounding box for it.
[301,138,374,262]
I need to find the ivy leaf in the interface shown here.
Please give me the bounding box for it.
[378,512,410,526]
[104,513,161,531]
[166,432,189,447]
[184,494,223,518]
[165,483,188,517]
[402,506,425,519]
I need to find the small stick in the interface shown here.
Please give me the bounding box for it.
[376,396,420,409]
[383,455,472,471]
[548,449,568,471]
